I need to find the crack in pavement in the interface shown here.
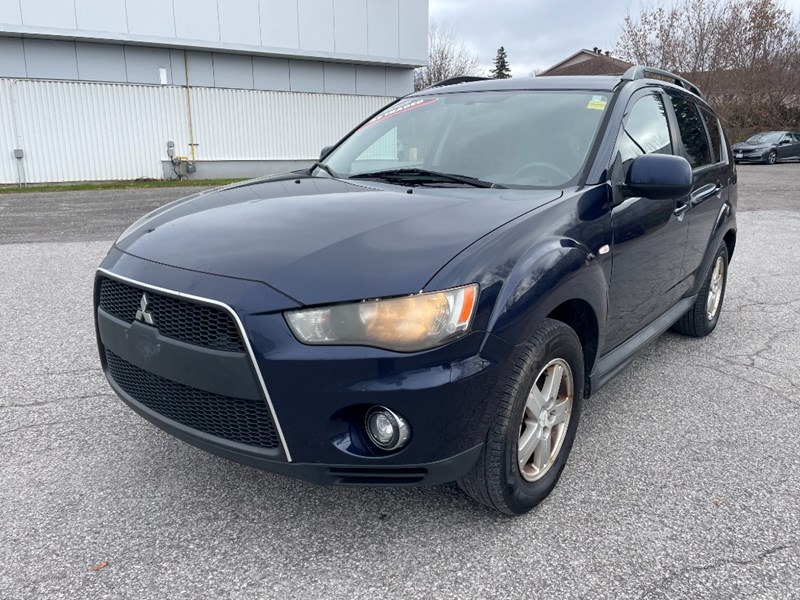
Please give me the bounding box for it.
[0,392,115,410]
[659,355,800,410]
[638,543,798,599]
[729,297,800,312]
[0,416,100,437]
[0,366,101,378]
[697,350,800,395]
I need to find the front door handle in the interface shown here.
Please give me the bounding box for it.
[674,201,690,218]
[690,183,722,204]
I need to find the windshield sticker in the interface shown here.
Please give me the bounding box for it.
[362,98,439,128]
[587,95,608,110]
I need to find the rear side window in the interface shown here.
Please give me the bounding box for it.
[700,107,724,164]
[670,96,712,168]
[617,93,673,166]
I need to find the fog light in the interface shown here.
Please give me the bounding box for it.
[365,407,410,451]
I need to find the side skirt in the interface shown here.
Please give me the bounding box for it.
[590,296,695,393]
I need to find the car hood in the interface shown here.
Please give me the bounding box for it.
[116,175,560,305]
[732,142,772,149]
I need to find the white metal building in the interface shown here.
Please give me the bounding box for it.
[0,0,428,183]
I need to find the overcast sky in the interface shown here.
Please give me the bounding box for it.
[429,0,800,76]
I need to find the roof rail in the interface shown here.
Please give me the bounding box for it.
[621,66,704,99]
[428,76,491,89]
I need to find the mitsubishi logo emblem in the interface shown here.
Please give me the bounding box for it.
[135,293,155,326]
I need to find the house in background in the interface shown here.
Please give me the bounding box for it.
[0,0,428,184]
[538,48,632,77]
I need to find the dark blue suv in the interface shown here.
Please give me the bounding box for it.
[95,67,737,514]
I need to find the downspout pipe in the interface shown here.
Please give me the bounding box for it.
[183,50,197,162]
[9,79,26,187]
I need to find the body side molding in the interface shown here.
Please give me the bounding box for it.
[592,296,695,392]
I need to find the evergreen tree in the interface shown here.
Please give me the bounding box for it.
[490,46,511,79]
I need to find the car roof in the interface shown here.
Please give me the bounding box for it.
[412,76,622,96]
[410,74,714,107]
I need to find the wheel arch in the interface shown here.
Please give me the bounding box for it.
[486,237,609,387]
[689,201,737,297]
[723,228,736,262]
[545,299,599,397]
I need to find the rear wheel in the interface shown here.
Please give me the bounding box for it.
[459,319,583,515]
[672,243,729,337]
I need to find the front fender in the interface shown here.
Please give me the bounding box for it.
[488,238,608,351]
[425,187,612,366]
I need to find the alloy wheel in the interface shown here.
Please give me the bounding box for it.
[706,256,725,321]
[518,358,574,482]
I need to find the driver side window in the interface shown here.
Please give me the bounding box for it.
[612,93,673,183]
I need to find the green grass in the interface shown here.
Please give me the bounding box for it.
[0,178,246,194]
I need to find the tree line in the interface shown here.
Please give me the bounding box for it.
[616,0,800,139]
[413,22,509,90]
[416,0,799,138]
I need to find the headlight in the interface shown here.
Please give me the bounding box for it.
[285,284,479,352]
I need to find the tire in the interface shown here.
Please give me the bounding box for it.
[458,319,584,515]
[766,150,777,165]
[672,243,729,337]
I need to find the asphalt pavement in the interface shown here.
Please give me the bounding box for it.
[1,164,799,598]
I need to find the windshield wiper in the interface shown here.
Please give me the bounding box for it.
[311,161,340,178]
[348,168,504,189]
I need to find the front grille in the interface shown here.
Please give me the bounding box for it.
[98,276,245,353]
[105,349,280,449]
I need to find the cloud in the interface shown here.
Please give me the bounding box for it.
[430,0,625,76]
[430,0,800,77]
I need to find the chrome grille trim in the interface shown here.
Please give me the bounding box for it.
[96,267,293,462]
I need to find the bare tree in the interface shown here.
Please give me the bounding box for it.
[414,21,483,91]
[615,0,800,138]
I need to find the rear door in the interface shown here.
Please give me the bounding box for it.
[666,94,726,298]
[777,132,800,159]
[605,90,689,350]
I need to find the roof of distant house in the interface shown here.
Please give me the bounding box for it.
[539,49,633,77]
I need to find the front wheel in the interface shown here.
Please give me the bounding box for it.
[765,150,777,165]
[458,319,584,515]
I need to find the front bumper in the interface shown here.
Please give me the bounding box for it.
[95,248,512,486]
[107,371,483,485]
[732,149,769,162]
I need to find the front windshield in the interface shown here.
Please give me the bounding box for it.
[322,91,611,188]
[746,132,782,144]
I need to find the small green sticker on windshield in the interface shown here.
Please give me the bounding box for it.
[587,95,608,110]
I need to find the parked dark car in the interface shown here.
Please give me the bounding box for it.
[95,66,737,514]
[732,131,800,164]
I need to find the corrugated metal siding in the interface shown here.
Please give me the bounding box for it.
[190,87,389,160]
[0,78,393,183]
[0,81,19,184]
[14,80,187,182]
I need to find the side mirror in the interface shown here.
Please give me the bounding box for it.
[624,154,693,200]
[779,139,791,146]
[319,146,334,161]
